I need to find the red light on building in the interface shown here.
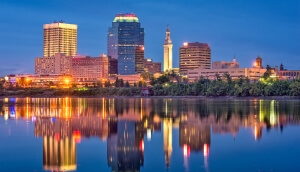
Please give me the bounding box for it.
[55,133,60,142]
[203,144,209,157]
[183,144,190,157]
[73,130,81,143]
[139,140,144,151]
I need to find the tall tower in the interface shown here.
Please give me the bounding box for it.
[43,21,77,57]
[107,13,144,75]
[163,25,173,72]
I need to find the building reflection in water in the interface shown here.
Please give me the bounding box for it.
[34,117,76,171]
[107,118,144,172]
[179,113,210,171]
[163,117,172,168]
[1,98,300,171]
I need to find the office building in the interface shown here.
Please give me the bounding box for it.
[179,42,211,76]
[35,53,72,75]
[43,21,77,57]
[144,58,162,74]
[187,67,268,81]
[277,63,300,80]
[107,13,144,74]
[163,26,173,72]
[71,54,109,82]
[212,57,239,69]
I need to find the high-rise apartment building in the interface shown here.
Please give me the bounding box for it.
[179,42,211,75]
[163,26,173,72]
[107,13,144,74]
[44,21,77,57]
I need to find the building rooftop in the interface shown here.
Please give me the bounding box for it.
[181,42,210,48]
[113,13,139,23]
[43,22,77,29]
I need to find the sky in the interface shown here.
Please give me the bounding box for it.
[0,0,299,76]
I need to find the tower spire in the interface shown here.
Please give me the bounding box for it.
[163,25,173,71]
[165,25,172,44]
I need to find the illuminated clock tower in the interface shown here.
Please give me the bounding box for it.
[163,25,173,72]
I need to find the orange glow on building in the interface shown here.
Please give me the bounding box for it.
[73,130,81,143]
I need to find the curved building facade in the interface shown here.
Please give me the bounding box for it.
[107,14,144,74]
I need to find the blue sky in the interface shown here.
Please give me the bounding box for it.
[0,0,299,76]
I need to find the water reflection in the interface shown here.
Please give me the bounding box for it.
[0,98,300,171]
[35,118,77,171]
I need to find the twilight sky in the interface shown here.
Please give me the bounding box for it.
[0,0,299,76]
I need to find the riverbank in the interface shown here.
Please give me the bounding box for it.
[0,87,299,99]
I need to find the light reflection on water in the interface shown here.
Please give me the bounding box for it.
[0,98,300,172]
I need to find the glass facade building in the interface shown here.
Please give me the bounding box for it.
[107,14,144,75]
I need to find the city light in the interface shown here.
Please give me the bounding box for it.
[147,129,151,141]
[183,144,190,157]
[203,144,209,157]
[139,140,144,151]
[183,42,188,46]
[73,130,81,143]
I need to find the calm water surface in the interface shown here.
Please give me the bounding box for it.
[0,97,300,172]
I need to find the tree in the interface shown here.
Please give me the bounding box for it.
[214,73,222,81]
[49,81,54,86]
[96,81,102,88]
[289,80,300,96]
[0,80,4,90]
[138,81,143,87]
[140,72,153,81]
[119,79,124,87]
[150,75,170,86]
[104,81,111,87]
[115,77,119,87]
[263,65,272,79]
[125,81,130,87]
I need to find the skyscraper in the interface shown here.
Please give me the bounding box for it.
[107,13,144,75]
[163,26,173,72]
[43,21,77,57]
[179,42,211,75]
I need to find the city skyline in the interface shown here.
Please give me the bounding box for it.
[0,0,299,76]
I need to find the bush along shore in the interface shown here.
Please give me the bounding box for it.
[0,73,300,97]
